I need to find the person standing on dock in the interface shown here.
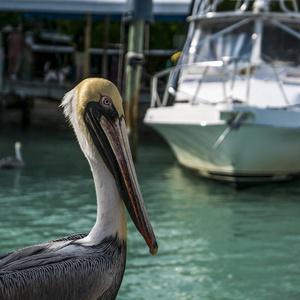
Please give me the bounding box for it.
[7,26,26,80]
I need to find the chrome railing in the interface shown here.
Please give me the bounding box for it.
[191,0,299,16]
[150,59,299,108]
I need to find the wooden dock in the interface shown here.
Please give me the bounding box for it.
[2,79,74,101]
[0,79,153,130]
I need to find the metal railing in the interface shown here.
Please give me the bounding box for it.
[192,0,299,16]
[150,59,299,108]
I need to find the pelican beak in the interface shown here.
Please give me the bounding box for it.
[84,102,158,255]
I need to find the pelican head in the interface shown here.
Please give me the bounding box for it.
[61,78,157,255]
[15,141,22,148]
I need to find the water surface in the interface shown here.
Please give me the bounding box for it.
[0,125,299,300]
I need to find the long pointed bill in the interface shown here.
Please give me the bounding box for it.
[85,106,157,255]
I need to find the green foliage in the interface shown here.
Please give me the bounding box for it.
[92,20,121,48]
[150,21,185,49]
[0,12,20,28]
[55,18,121,48]
[56,19,84,36]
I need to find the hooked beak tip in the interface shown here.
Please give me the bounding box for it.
[149,241,158,256]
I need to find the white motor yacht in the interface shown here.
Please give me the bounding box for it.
[144,0,300,186]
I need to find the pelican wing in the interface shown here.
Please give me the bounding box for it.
[0,156,24,169]
[0,233,87,264]
[0,234,126,300]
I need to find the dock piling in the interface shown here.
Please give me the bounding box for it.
[123,0,153,161]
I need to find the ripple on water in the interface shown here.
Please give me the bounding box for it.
[0,131,300,300]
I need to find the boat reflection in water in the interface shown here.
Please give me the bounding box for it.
[144,0,300,187]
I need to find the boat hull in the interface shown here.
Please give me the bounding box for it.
[146,116,300,184]
[144,0,300,186]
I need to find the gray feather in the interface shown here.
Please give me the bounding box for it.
[0,234,126,300]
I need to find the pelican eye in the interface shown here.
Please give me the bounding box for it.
[101,96,112,107]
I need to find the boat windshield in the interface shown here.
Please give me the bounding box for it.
[262,22,300,64]
[187,19,300,65]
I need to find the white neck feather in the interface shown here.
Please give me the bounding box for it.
[79,153,127,246]
[15,143,23,161]
[62,89,127,246]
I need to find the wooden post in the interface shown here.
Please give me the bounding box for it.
[125,19,145,161]
[101,15,110,79]
[117,21,125,91]
[0,30,3,94]
[0,30,4,122]
[84,14,91,79]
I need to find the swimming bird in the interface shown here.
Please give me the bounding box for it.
[0,78,158,300]
[0,142,24,169]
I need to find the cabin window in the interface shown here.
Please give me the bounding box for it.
[262,22,300,65]
[189,21,253,62]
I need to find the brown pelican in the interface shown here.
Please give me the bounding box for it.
[0,142,24,169]
[0,78,158,300]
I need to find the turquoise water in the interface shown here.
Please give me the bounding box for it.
[0,125,300,300]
